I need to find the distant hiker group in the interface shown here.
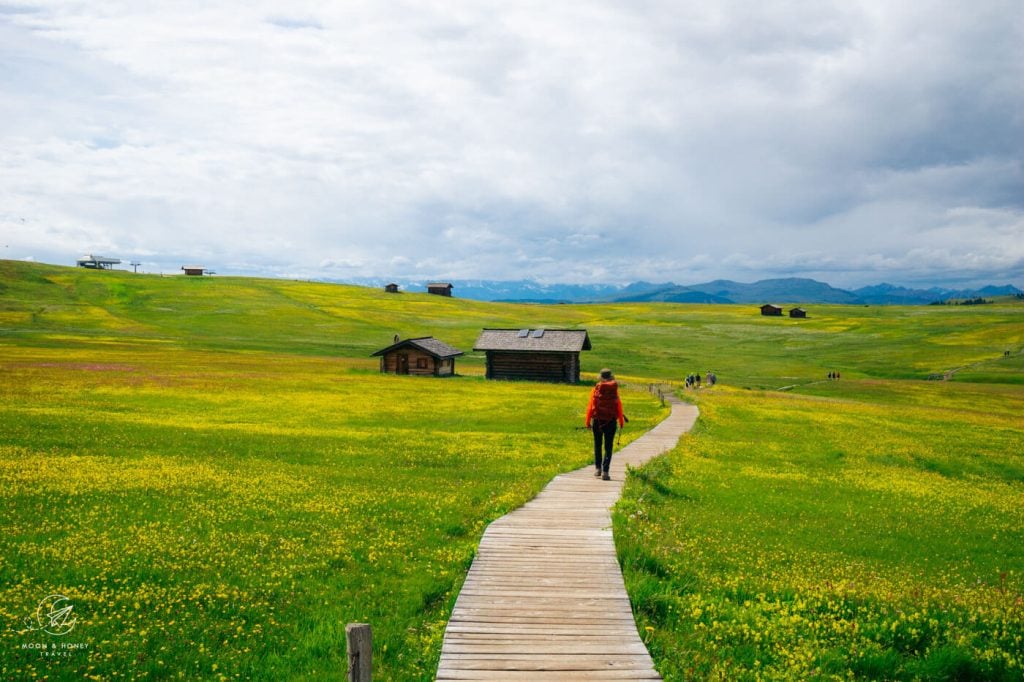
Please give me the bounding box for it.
[827,371,842,380]
[685,371,716,388]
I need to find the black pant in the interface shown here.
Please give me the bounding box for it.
[592,420,617,472]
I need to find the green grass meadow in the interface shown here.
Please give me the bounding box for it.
[0,345,663,680]
[616,382,1023,680]
[1,260,1022,680]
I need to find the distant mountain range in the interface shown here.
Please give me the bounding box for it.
[330,276,1022,305]
[614,279,1023,305]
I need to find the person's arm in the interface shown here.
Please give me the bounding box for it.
[616,396,625,427]
[585,387,597,427]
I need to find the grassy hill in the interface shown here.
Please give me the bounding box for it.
[3,260,1022,386]
[2,260,1022,680]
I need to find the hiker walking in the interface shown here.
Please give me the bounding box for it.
[586,368,625,481]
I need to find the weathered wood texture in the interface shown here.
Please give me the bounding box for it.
[485,351,579,383]
[437,397,699,680]
[346,623,372,682]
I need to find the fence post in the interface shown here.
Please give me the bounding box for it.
[346,623,372,682]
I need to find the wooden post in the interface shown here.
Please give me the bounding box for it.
[346,623,372,682]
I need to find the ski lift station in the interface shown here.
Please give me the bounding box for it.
[76,255,121,270]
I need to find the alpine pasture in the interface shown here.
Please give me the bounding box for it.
[1,260,1022,680]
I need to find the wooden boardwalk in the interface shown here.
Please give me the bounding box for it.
[437,398,699,680]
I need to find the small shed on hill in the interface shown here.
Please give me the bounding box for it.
[182,266,206,276]
[789,307,807,318]
[384,283,400,293]
[474,328,591,383]
[427,282,453,297]
[371,337,463,376]
[760,304,783,316]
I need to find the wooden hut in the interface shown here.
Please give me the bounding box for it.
[182,266,206,276]
[760,304,783,316]
[371,337,463,376]
[384,283,400,293]
[789,307,807,318]
[427,282,453,297]
[473,328,591,383]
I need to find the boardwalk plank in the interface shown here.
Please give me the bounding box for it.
[439,653,657,669]
[436,667,659,675]
[442,643,652,655]
[443,624,639,635]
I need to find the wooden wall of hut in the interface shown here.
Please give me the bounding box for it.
[485,351,579,383]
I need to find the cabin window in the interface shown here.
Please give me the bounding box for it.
[416,358,428,369]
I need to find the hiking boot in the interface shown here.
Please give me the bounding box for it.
[602,472,611,481]
[594,469,602,478]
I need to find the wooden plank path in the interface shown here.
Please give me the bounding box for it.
[437,397,699,680]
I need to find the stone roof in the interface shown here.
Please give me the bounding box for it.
[371,337,464,358]
[473,329,591,353]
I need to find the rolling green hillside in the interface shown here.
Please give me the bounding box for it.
[3,260,1022,387]
[2,259,1023,680]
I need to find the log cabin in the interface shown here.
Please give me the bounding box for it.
[473,328,591,383]
[371,337,463,376]
[760,304,783,316]
[427,282,453,296]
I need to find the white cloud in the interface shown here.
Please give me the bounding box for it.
[0,0,1021,287]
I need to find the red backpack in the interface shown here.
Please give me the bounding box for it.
[593,381,619,420]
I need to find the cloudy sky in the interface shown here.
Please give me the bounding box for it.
[2,1,1022,287]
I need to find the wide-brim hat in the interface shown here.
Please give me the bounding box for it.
[599,368,614,380]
